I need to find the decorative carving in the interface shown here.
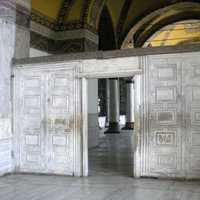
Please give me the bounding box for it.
[156,110,176,124]
[155,131,176,146]
[191,131,200,146]
[157,154,177,169]
[25,135,39,146]
[192,87,200,101]
[157,65,177,81]
[52,136,67,146]
[15,67,77,175]
[156,87,176,102]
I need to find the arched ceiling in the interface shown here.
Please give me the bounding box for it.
[144,20,200,47]
[31,0,200,46]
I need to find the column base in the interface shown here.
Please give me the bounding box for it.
[122,122,134,130]
[104,122,120,134]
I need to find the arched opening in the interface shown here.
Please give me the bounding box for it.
[121,2,200,49]
[143,19,200,47]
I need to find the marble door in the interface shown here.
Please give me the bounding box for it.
[182,59,200,178]
[14,66,77,175]
[46,70,74,175]
[140,53,200,178]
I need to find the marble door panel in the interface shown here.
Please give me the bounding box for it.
[182,59,200,178]
[141,57,183,177]
[46,70,74,175]
[17,72,46,172]
[14,65,79,175]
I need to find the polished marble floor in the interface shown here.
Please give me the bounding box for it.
[0,132,200,200]
[88,131,133,176]
[0,174,200,200]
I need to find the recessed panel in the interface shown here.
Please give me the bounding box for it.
[24,77,41,89]
[25,135,39,146]
[192,132,200,146]
[191,109,200,125]
[52,96,68,108]
[53,155,68,164]
[190,154,200,170]
[24,96,41,108]
[155,131,176,146]
[23,118,41,130]
[157,66,177,81]
[157,111,176,124]
[152,153,177,170]
[193,66,200,77]
[157,154,177,169]
[192,87,200,101]
[53,136,67,146]
[54,77,68,87]
[156,87,176,102]
[26,154,41,163]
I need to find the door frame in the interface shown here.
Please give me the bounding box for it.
[80,59,142,177]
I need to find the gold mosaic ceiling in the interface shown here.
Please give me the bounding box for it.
[32,0,195,30]
[31,0,200,47]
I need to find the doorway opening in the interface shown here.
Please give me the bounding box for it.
[87,77,134,177]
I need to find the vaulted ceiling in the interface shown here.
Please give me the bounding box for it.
[31,0,200,47]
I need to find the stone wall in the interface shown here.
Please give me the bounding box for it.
[0,0,30,175]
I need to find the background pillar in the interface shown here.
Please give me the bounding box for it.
[123,78,135,130]
[105,79,110,127]
[105,78,120,134]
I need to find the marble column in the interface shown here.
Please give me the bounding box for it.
[0,0,30,175]
[105,79,110,127]
[105,78,120,134]
[123,78,135,130]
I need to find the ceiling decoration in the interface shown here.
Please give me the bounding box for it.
[31,0,200,47]
[57,0,74,25]
[144,20,200,47]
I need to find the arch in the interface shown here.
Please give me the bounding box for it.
[86,0,107,30]
[98,5,117,50]
[143,19,200,47]
[121,2,200,48]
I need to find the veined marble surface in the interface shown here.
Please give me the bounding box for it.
[0,174,200,200]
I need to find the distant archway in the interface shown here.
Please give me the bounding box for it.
[143,19,200,47]
[121,2,200,49]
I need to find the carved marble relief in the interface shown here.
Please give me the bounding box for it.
[141,53,200,178]
[14,65,79,175]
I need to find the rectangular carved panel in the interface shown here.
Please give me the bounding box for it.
[150,153,177,172]
[155,131,176,146]
[191,132,200,146]
[52,136,67,146]
[52,96,69,108]
[191,109,200,125]
[24,77,41,89]
[156,87,176,102]
[189,153,200,171]
[192,87,200,101]
[26,153,41,163]
[157,110,176,124]
[24,96,41,108]
[157,65,177,81]
[25,135,39,146]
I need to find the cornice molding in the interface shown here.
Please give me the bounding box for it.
[31,21,98,44]
[30,31,98,54]
[0,0,30,28]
